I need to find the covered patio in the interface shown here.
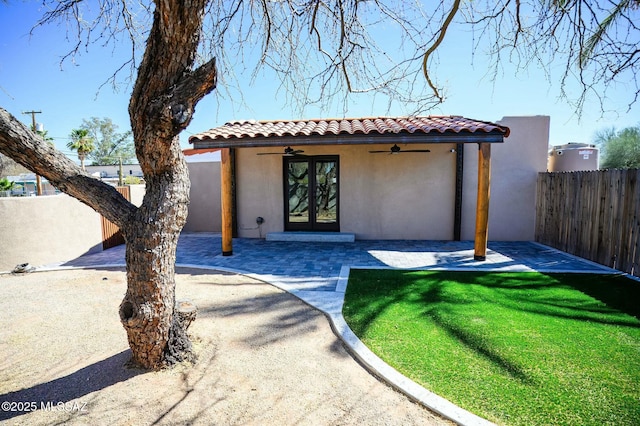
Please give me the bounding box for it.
[189,116,511,260]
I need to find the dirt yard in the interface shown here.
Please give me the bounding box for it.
[0,268,451,425]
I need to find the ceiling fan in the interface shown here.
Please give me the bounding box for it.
[257,146,305,156]
[369,144,431,154]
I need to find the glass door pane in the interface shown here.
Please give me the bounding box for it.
[287,161,309,225]
[284,155,339,232]
[315,160,337,225]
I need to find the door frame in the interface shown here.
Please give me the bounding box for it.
[283,155,340,232]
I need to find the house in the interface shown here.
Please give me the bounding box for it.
[84,163,144,184]
[188,116,549,260]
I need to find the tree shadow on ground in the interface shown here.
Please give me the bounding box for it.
[197,287,325,348]
[189,272,351,357]
[0,350,142,421]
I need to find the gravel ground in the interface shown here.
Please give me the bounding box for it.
[0,268,452,426]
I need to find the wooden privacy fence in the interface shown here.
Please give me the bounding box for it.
[535,169,640,277]
[101,186,130,250]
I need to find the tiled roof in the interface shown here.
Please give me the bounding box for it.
[189,116,510,143]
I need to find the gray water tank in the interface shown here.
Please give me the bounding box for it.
[548,143,599,172]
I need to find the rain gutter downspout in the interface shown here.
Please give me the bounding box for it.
[454,143,464,241]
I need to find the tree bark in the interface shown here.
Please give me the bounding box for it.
[119,152,192,367]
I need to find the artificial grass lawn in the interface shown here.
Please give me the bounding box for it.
[343,271,640,426]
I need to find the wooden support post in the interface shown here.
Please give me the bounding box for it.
[221,148,233,256]
[35,175,43,196]
[474,143,491,261]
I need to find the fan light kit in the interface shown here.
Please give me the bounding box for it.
[369,144,431,154]
[257,146,305,156]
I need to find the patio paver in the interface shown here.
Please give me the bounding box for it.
[62,234,614,287]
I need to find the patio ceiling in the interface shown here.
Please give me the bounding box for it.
[189,116,510,149]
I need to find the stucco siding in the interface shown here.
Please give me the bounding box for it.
[184,161,222,232]
[461,115,550,241]
[0,194,103,271]
[236,148,286,238]
[341,144,456,239]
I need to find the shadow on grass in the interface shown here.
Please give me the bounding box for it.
[562,273,640,320]
[450,272,640,327]
[0,350,142,422]
[344,271,530,382]
[420,279,534,384]
[344,270,640,386]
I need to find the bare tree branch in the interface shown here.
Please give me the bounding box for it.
[0,108,135,226]
[422,0,461,102]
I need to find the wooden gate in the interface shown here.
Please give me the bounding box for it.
[101,186,130,250]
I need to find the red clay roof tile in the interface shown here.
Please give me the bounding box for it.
[189,116,510,143]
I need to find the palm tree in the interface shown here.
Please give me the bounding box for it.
[67,129,94,171]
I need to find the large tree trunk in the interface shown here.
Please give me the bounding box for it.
[119,0,216,369]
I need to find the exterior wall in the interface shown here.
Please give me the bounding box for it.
[461,115,550,241]
[340,144,455,240]
[236,144,456,240]
[184,161,221,232]
[128,184,145,207]
[235,149,284,238]
[0,194,103,271]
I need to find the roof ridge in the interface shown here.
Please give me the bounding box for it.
[224,115,470,126]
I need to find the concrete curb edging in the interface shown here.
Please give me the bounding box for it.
[329,265,496,426]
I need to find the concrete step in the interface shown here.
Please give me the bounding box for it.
[266,232,356,243]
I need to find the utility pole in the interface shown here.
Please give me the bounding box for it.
[22,110,43,196]
[118,156,123,186]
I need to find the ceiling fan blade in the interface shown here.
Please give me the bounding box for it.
[369,144,430,154]
[257,146,305,156]
[369,144,402,154]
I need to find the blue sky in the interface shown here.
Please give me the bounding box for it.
[1,1,638,159]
